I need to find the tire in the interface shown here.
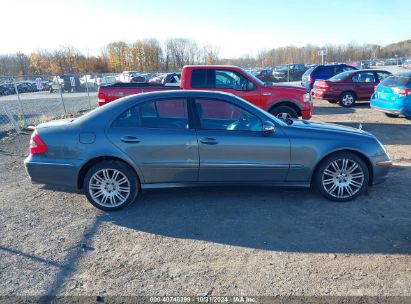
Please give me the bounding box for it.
[385,113,399,118]
[313,152,369,202]
[84,160,140,211]
[270,106,299,121]
[339,92,356,107]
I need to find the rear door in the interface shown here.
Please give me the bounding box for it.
[106,98,199,184]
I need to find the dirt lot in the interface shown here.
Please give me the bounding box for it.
[0,99,410,298]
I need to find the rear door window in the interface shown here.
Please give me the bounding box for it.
[352,72,376,83]
[112,99,188,129]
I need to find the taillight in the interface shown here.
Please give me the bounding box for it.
[393,88,411,97]
[97,92,106,106]
[308,75,313,84]
[29,132,47,154]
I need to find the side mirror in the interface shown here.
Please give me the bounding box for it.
[262,121,275,134]
[246,82,255,91]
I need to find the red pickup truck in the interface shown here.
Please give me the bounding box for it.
[97,65,312,120]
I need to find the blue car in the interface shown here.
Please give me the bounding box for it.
[301,64,357,92]
[371,72,411,118]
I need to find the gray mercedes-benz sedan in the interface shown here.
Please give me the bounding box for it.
[25,90,392,210]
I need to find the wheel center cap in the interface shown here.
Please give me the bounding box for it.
[106,184,114,191]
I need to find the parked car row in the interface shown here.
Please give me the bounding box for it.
[309,65,411,118]
[0,80,52,96]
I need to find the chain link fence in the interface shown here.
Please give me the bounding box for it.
[0,73,120,137]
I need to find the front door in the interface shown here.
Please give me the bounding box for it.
[106,98,199,184]
[193,98,290,182]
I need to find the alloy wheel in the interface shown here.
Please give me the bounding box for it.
[341,94,354,106]
[88,168,131,207]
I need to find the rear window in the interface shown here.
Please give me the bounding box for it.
[303,67,315,76]
[380,76,411,87]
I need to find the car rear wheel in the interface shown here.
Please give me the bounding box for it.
[314,152,369,202]
[84,160,139,211]
[270,106,298,121]
[339,92,356,107]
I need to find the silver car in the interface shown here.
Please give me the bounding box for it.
[25,91,392,211]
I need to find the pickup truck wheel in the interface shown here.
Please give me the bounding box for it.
[270,106,298,121]
[339,92,356,107]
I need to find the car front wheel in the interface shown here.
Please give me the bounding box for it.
[84,160,139,211]
[314,152,369,202]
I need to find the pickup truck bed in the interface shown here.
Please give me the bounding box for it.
[97,82,179,106]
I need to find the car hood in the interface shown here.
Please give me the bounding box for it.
[36,119,74,129]
[289,119,373,137]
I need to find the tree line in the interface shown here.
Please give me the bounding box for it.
[0,38,410,76]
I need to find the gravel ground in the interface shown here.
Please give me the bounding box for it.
[0,99,410,299]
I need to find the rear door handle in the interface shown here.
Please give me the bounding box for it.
[120,136,140,143]
[200,137,218,145]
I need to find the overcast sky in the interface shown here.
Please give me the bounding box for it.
[2,0,410,57]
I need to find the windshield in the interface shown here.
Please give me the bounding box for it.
[329,71,352,81]
[240,68,265,86]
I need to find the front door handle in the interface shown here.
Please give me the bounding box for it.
[200,137,218,145]
[120,136,140,143]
